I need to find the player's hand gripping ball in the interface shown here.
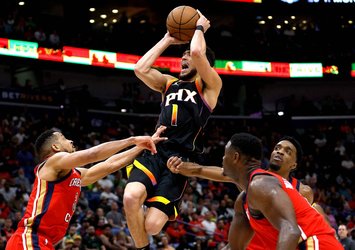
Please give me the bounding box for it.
[166,6,199,41]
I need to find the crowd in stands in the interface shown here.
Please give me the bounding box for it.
[0,103,354,249]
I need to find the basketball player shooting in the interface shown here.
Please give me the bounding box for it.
[122,9,223,250]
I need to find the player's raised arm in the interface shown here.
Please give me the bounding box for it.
[190,10,222,110]
[134,33,186,93]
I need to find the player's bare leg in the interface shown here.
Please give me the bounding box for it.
[145,207,169,235]
[123,182,149,248]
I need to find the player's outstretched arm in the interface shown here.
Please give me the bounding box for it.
[167,156,233,182]
[228,191,254,250]
[134,33,186,93]
[47,135,159,171]
[248,175,301,250]
[80,126,167,186]
[79,146,144,187]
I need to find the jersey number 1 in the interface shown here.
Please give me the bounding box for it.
[171,104,178,126]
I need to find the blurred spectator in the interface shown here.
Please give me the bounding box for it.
[34,26,46,44]
[82,225,105,250]
[351,229,355,241]
[13,168,31,193]
[201,211,217,238]
[64,238,75,250]
[165,221,187,244]
[14,16,26,38]
[99,223,127,249]
[10,185,29,212]
[0,230,6,249]
[348,215,355,231]
[49,29,60,48]
[325,206,338,230]
[4,14,15,35]
[95,217,108,236]
[100,186,119,206]
[187,212,206,242]
[212,219,228,245]
[157,234,175,250]
[25,16,36,30]
[78,218,91,236]
[14,126,27,145]
[334,140,346,157]
[24,26,35,41]
[15,141,35,182]
[98,176,114,190]
[82,209,96,226]
[117,230,135,249]
[62,224,79,249]
[95,207,109,224]
[11,211,23,229]
[338,224,355,250]
[77,191,89,211]
[0,180,17,202]
[73,234,84,250]
[106,201,125,235]
[341,154,354,172]
[0,218,15,242]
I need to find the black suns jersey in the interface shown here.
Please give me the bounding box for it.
[158,78,213,155]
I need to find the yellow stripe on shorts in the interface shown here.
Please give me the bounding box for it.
[147,196,171,205]
[126,164,133,178]
[133,160,157,185]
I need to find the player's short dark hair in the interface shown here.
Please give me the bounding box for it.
[206,47,215,67]
[230,133,263,160]
[34,129,59,158]
[279,136,303,165]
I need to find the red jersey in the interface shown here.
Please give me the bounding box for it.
[13,162,81,248]
[247,175,302,250]
[244,169,342,250]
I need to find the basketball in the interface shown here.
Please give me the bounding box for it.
[166,6,199,41]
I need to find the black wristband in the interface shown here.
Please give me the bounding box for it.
[196,25,204,33]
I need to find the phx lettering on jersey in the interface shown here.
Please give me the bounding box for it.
[165,89,197,106]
